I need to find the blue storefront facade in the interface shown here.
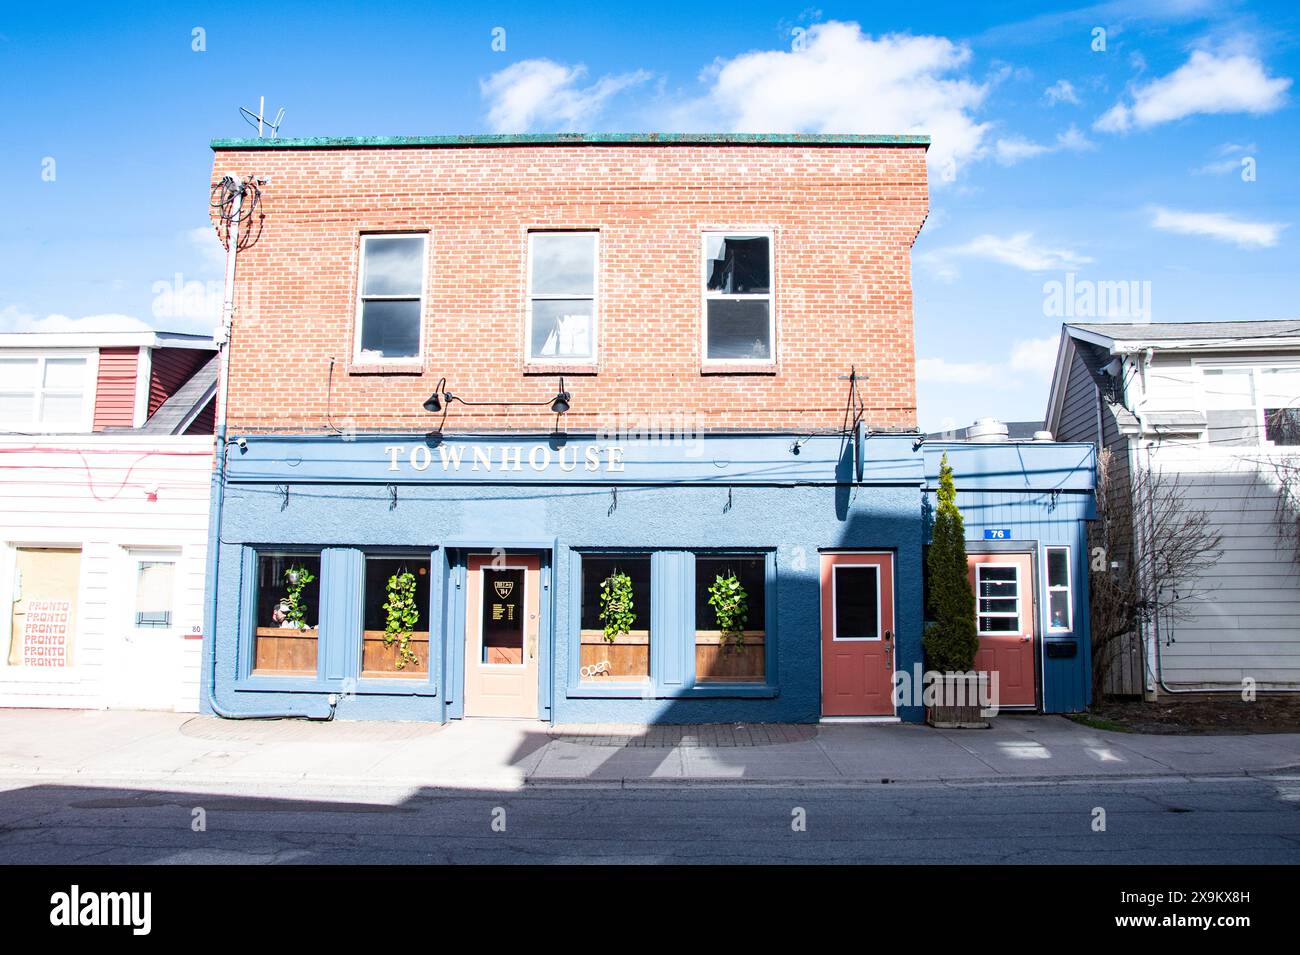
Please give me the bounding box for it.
[202,428,1095,723]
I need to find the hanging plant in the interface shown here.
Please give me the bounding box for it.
[281,565,316,630]
[597,570,636,643]
[707,571,749,651]
[383,570,421,670]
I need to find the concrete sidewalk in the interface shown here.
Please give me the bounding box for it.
[0,709,1297,791]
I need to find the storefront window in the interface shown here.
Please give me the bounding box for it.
[253,554,321,676]
[694,555,766,683]
[7,547,80,668]
[579,555,651,681]
[361,555,431,678]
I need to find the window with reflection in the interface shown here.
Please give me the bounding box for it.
[694,554,766,682]
[362,555,431,678]
[578,554,651,681]
[253,554,321,675]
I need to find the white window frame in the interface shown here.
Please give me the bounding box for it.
[1196,360,1300,450]
[975,563,1021,633]
[700,230,776,365]
[525,231,600,365]
[352,232,429,366]
[125,548,181,635]
[830,563,882,642]
[0,349,97,434]
[1043,546,1072,633]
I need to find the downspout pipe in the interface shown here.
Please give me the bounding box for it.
[203,173,333,720]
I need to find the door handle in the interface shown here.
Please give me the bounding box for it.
[1020,636,1032,643]
[884,630,893,667]
[527,633,537,660]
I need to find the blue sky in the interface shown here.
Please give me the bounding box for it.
[1,1,1297,430]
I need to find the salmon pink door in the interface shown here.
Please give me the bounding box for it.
[820,553,895,717]
[968,553,1037,708]
[464,553,541,718]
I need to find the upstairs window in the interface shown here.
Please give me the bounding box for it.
[1203,367,1258,446]
[527,232,598,363]
[1202,365,1300,448]
[0,355,89,432]
[702,233,773,363]
[355,234,427,362]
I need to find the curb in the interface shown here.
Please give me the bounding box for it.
[1,766,1295,793]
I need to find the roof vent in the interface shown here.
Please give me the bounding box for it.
[966,418,1009,443]
[1033,430,1054,442]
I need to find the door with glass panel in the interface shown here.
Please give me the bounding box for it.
[967,553,1037,708]
[114,550,181,709]
[463,553,541,718]
[820,553,895,717]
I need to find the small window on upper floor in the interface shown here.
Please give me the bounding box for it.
[702,233,773,363]
[527,232,598,363]
[355,234,427,363]
[1202,365,1300,448]
[0,355,90,433]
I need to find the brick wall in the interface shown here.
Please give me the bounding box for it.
[211,141,928,433]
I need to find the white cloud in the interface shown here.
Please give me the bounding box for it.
[1009,335,1059,375]
[481,59,651,133]
[666,21,992,172]
[920,231,1093,280]
[1149,206,1286,248]
[1044,79,1080,105]
[917,356,1002,386]
[1192,141,1256,175]
[918,334,1058,388]
[0,306,153,334]
[189,226,227,274]
[1095,49,1291,132]
[993,125,1094,165]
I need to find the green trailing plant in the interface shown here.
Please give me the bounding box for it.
[597,570,637,642]
[281,565,316,630]
[382,570,421,670]
[922,453,979,672]
[707,571,749,651]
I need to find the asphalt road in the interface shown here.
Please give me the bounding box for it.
[1,775,1298,864]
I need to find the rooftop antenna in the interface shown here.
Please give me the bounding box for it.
[239,96,286,138]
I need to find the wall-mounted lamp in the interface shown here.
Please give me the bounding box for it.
[422,376,572,417]
[550,378,571,415]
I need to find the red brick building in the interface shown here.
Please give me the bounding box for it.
[212,134,928,434]
[205,134,945,725]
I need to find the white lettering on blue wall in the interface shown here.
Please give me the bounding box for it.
[383,444,627,475]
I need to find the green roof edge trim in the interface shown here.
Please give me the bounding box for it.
[211,132,931,150]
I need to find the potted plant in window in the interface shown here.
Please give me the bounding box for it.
[584,569,647,680]
[253,563,318,676]
[381,570,422,671]
[707,572,749,651]
[922,454,989,727]
[281,565,315,629]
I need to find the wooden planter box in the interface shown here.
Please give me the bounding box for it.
[925,672,991,729]
[361,630,430,678]
[695,631,765,683]
[253,627,319,676]
[580,629,648,680]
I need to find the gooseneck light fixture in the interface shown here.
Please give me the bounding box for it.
[423,376,572,417]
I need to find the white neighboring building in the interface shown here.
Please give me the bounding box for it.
[1047,320,1300,695]
[0,329,217,712]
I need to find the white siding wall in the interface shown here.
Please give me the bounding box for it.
[0,436,213,711]
[1136,350,1300,689]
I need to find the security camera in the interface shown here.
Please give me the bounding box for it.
[235,437,248,451]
